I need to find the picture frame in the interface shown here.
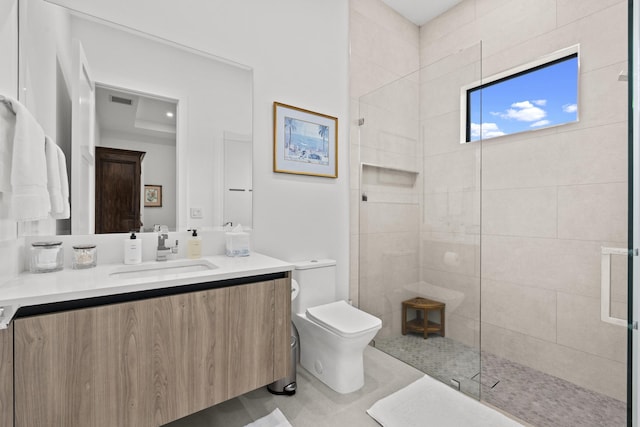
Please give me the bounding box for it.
[273,102,338,178]
[144,185,162,207]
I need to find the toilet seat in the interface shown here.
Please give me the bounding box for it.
[306,300,381,338]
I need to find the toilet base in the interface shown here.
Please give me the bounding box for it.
[294,313,379,394]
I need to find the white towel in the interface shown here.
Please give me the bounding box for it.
[0,95,50,221]
[57,142,70,219]
[244,408,292,427]
[45,136,70,219]
[0,101,15,219]
[45,136,63,216]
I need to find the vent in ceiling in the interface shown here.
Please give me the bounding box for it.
[110,95,133,106]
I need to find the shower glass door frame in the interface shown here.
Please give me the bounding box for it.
[631,0,639,425]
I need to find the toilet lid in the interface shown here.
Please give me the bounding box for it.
[306,300,381,338]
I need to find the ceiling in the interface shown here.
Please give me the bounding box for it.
[96,86,177,144]
[380,0,463,26]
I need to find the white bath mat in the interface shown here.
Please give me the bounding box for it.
[244,408,293,427]
[367,375,523,427]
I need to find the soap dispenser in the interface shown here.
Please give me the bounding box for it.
[187,229,201,259]
[124,232,142,264]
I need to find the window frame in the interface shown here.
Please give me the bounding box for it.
[460,44,580,144]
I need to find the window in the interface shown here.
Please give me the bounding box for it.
[462,46,579,143]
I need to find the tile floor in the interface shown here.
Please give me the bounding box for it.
[164,345,425,427]
[375,334,627,427]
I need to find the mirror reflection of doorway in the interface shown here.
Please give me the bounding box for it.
[94,85,177,232]
[95,147,145,233]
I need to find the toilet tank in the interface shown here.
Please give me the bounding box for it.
[292,259,337,313]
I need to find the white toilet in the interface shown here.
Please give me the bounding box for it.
[292,259,381,394]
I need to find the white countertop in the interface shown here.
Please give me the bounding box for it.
[0,252,293,328]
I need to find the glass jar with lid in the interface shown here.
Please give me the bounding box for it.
[72,244,97,269]
[30,241,64,273]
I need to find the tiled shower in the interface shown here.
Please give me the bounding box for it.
[350,0,631,426]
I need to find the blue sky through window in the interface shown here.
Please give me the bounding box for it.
[467,54,578,142]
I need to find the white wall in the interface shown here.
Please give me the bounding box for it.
[47,0,351,297]
[0,0,23,278]
[0,0,18,238]
[0,0,17,98]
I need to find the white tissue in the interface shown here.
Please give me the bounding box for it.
[225,224,250,257]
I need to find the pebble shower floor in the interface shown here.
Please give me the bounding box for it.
[374,335,626,427]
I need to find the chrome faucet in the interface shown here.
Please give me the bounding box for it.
[156,233,170,261]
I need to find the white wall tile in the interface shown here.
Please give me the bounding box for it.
[476,0,557,60]
[361,202,419,234]
[482,187,558,238]
[420,61,479,118]
[420,0,476,44]
[481,279,557,342]
[421,266,480,321]
[557,183,627,242]
[350,0,419,47]
[556,0,626,27]
[422,111,466,156]
[424,148,480,193]
[350,53,400,99]
[421,237,479,278]
[481,135,560,190]
[350,10,419,78]
[579,63,628,128]
[556,292,627,363]
[420,22,481,68]
[481,235,604,297]
[556,123,627,186]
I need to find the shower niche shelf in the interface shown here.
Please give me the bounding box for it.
[361,163,419,191]
[361,162,419,175]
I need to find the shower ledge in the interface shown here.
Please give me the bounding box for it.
[361,162,420,175]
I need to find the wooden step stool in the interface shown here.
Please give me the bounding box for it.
[401,297,445,339]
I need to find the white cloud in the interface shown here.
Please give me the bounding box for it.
[470,122,505,139]
[531,120,550,127]
[563,103,578,113]
[511,101,534,109]
[500,100,547,122]
[532,99,547,106]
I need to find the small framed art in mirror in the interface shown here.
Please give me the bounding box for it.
[144,185,163,207]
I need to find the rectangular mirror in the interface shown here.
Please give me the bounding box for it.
[18,0,253,235]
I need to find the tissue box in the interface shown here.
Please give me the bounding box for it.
[225,231,250,257]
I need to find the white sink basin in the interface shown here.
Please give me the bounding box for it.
[110,259,217,280]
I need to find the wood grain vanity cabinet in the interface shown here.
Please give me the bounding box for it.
[11,277,290,427]
[0,324,13,427]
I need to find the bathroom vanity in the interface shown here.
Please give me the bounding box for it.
[0,253,292,427]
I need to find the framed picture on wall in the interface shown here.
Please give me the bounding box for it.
[273,102,338,178]
[144,185,162,207]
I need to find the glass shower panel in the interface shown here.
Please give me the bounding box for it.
[358,70,422,347]
[419,42,483,398]
[477,9,630,426]
[358,42,483,399]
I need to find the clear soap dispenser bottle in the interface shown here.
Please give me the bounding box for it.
[187,229,201,259]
